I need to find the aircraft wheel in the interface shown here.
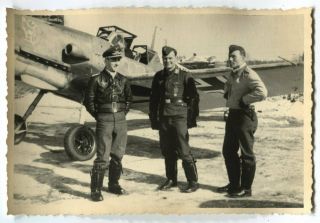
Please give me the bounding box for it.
[223,110,229,122]
[14,114,27,145]
[64,124,96,161]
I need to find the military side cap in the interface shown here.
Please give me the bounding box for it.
[229,44,246,56]
[162,46,177,56]
[102,45,123,58]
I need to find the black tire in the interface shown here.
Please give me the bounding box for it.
[14,114,27,145]
[64,124,96,161]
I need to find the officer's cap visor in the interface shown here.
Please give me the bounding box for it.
[104,54,123,61]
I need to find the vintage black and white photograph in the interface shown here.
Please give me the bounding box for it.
[7,8,312,214]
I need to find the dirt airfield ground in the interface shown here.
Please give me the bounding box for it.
[9,92,305,215]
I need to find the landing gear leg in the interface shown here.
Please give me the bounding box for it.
[14,90,46,144]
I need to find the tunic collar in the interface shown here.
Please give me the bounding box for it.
[164,65,179,76]
[231,63,247,76]
[103,69,118,79]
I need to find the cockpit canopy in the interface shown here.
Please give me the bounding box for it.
[97,26,137,50]
[97,26,161,66]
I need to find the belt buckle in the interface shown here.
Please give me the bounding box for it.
[112,102,118,113]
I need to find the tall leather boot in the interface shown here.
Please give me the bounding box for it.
[182,159,199,193]
[108,158,127,195]
[158,158,178,190]
[90,164,106,202]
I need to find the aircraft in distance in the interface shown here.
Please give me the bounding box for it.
[13,15,304,161]
[179,53,216,69]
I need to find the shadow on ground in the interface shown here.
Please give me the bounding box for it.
[14,164,91,202]
[22,118,152,150]
[22,122,74,149]
[198,115,225,122]
[199,199,303,208]
[126,135,220,159]
[123,167,220,192]
[33,152,219,193]
[25,121,219,160]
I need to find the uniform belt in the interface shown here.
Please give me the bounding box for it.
[164,99,186,106]
[229,105,255,112]
[97,102,126,113]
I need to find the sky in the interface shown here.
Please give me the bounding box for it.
[65,11,304,61]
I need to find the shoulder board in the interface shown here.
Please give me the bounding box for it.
[242,66,252,75]
[244,66,259,78]
[244,67,250,73]
[116,72,125,78]
[116,73,128,81]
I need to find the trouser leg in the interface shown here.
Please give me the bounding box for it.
[108,119,127,195]
[222,113,241,190]
[94,116,113,167]
[241,161,256,190]
[171,117,199,192]
[160,118,178,181]
[157,118,179,190]
[182,159,198,183]
[165,157,178,182]
[181,158,199,193]
[173,117,198,183]
[239,111,257,190]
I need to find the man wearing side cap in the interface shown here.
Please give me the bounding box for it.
[149,46,200,193]
[85,45,132,201]
[217,45,268,197]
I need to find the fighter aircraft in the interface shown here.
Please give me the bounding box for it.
[12,15,304,161]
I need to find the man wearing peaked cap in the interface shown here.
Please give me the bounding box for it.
[84,45,132,202]
[149,46,200,193]
[162,46,177,57]
[102,45,123,58]
[228,45,246,57]
[217,44,268,198]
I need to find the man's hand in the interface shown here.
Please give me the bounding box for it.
[239,98,249,109]
[125,102,130,115]
[149,113,160,130]
[151,120,160,130]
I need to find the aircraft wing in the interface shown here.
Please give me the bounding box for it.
[130,61,303,110]
[130,61,298,92]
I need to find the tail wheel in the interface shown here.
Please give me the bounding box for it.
[14,114,27,145]
[64,124,96,161]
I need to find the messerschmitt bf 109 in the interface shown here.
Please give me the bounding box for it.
[12,15,303,161]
